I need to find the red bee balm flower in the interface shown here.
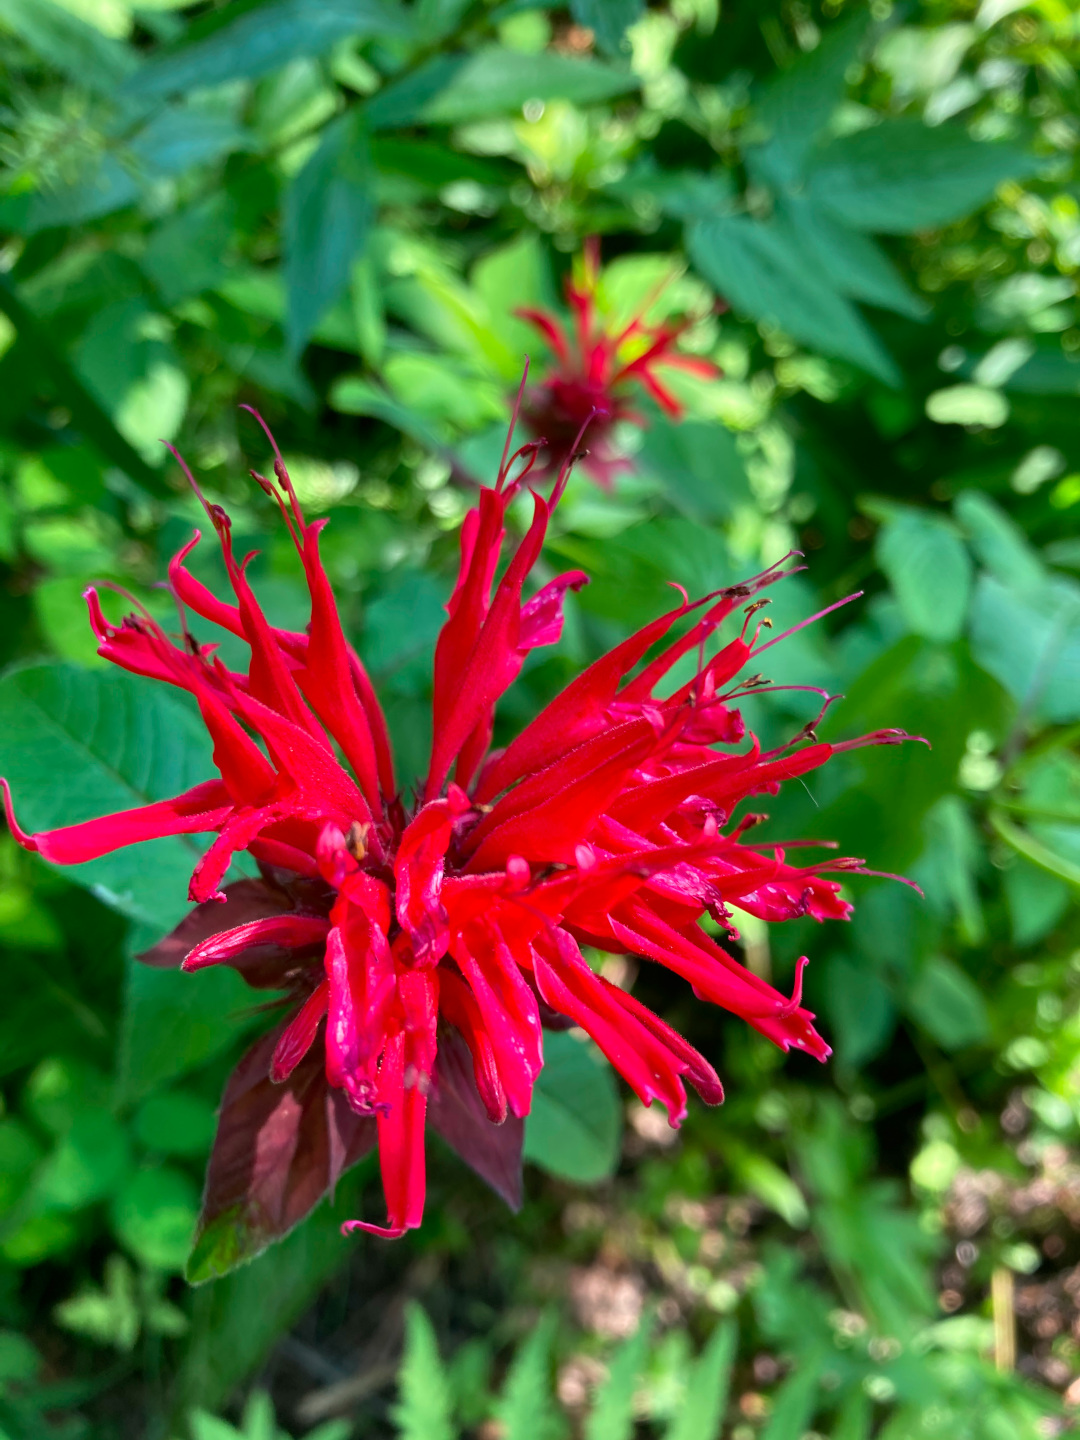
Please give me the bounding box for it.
[2,407,915,1261]
[518,238,718,486]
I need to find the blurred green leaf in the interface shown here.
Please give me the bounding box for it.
[110,1165,199,1271]
[392,1305,455,1440]
[907,955,990,1050]
[523,1031,621,1184]
[666,1321,736,1440]
[876,509,973,643]
[569,0,642,56]
[125,0,407,98]
[284,110,374,355]
[806,120,1038,234]
[687,213,899,384]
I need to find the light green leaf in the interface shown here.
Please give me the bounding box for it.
[524,1031,622,1184]
[392,1304,455,1440]
[666,1321,736,1440]
[284,110,373,354]
[954,489,1045,592]
[124,0,407,97]
[0,0,136,92]
[876,509,974,642]
[110,1166,200,1272]
[806,119,1038,234]
[969,573,1080,722]
[760,1360,822,1440]
[687,213,899,384]
[585,1319,651,1440]
[496,1312,562,1440]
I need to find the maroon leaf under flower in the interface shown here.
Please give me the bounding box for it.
[427,1027,525,1212]
[187,1024,376,1283]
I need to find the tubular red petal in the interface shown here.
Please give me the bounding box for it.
[270,981,329,1082]
[182,914,330,972]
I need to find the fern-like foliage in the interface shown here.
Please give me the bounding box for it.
[665,1321,736,1440]
[390,1303,456,1440]
[495,1311,565,1440]
[584,1317,652,1440]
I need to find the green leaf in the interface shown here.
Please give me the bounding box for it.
[687,213,899,384]
[753,10,872,180]
[777,195,928,320]
[177,1173,366,1413]
[496,1312,562,1440]
[392,1305,456,1440]
[0,0,136,92]
[914,794,986,945]
[823,954,896,1070]
[569,0,643,56]
[133,1091,216,1159]
[368,48,638,129]
[637,417,751,523]
[110,1166,200,1272]
[876,509,974,643]
[284,110,374,355]
[53,1255,141,1353]
[954,490,1045,592]
[666,1321,736,1440]
[585,1318,651,1440]
[124,0,407,98]
[969,573,1080,723]
[806,119,1038,234]
[0,662,214,930]
[523,1030,621,1184]
[907,955,990,1051]
[759,1360,822,1440]
[34,1110,131,1211]
[1003,859,1070,946]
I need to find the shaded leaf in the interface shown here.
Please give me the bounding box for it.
[666,1321,736,1440]
[570,0,643,56]
[876,509,974,643]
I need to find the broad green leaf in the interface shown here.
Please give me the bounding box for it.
[731,1151,809,1229]
[969,573,1080,723]
[0,156,141,233]
[124,0,407,97]
[666,1321,736,1440]
[806,119,1037,234]
[1003,858,1070,946]
[33,1110,131,1212]
[570,0,643,56]
[687,213,899,384]
[284,110,374,354]
[777,195,928,320]
[754,10,872,180]
[637,416,750,522]
[0,663,213,930]
[876,509,973,642]
[391,1305,455,1440]
[523,1030,621,1184]
[954,490,1045,592]
[914,794,986,944]
[368,48,638,129]
[907,956,990,1051]
[585,1318,651,1440]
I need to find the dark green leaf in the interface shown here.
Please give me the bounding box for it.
[806,119,1038,234]
[570,0,643,56]
[0,0,135,92]
[687,213,899,384]
[124,0,407,98]
[523,1031,621,1184]
[284,110,373,355]
[823,954,896,1070]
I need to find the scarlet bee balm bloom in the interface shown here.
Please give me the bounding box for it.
[518,238,719,487]
[2,404,914,1266]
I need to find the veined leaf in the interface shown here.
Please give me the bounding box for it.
[806,119,1038,234]
[687,212,899,384]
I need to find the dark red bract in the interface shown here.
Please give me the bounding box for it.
[2,406,917,1251]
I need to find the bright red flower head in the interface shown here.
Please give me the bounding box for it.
[518,238,719,487]
[2,404,917,1255]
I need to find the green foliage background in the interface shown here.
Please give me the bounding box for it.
[0,0,1077,1434]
